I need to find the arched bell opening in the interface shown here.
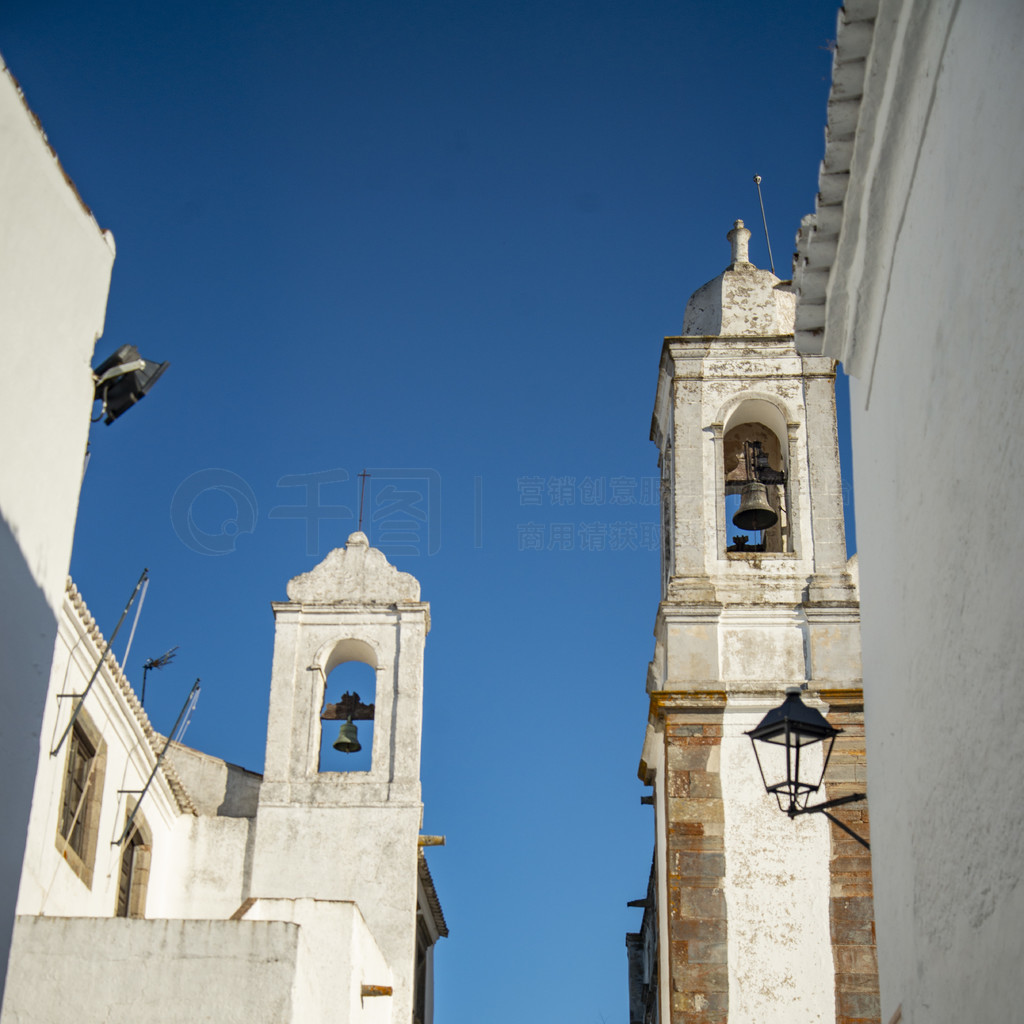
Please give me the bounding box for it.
[318,655,377,774]
[723,418,789,554]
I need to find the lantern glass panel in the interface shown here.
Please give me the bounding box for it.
[749,729,835,812]
[749,731,788,796]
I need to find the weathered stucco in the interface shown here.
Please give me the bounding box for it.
[683,222,796,338]
[5,917,302,1024]
[286,531,420,604]
[720,701,836,1024]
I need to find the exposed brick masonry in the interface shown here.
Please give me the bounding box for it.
[663,710,728,1024]
[822,691,880,1024]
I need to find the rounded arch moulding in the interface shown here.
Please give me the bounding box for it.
[713,393,797,448]
[314,635,382,676]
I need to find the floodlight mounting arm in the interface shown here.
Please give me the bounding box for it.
[788,792,870,848]
[93,359,145,388]
[91,359,147,423]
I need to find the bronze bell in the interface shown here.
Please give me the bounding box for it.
[333,716,361,753]
[733,481,778,532]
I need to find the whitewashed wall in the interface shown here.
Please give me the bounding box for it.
[5,903,394,1024]
[721,702,835,1024]
[4,918,303,1024]
[14,586,185,922]
[0,55,115,993]
[5,580,424,1024]
[798,1,1024,1020]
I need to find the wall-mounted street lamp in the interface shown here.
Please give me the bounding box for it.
[747,687,870,849]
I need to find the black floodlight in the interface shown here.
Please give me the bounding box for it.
[93,344,169,424]
[747,686,870,848]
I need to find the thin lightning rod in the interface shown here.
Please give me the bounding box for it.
[358,469,370,531]
[753,174,775,275]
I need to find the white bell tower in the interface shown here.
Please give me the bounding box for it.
[250,531,431,1024]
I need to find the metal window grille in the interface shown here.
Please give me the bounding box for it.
[59,727,95,859]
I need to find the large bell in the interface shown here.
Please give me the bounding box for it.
[332,716,361,753]
[732,481,778,532]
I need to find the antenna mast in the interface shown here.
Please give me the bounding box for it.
[358,469,370,531]
[753,174,775,275]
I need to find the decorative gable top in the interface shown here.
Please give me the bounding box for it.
[286,532,421,604]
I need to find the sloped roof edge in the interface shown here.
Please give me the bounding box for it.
[418,850,448,938]
[793,1,881,358]
[65,578,197,816]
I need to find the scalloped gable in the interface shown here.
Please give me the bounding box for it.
[681,219,795,337]
[285,532,420,604]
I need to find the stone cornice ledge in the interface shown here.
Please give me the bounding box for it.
[657,601,723,622]
[648,690,727,715]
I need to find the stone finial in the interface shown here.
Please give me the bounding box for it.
[681,218,795,335]
[285,531,420,604]
[727,219,751,265]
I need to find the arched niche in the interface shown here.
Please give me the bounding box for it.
[721,397,791,554]
[317,637,379,774]
[323,637,378,674]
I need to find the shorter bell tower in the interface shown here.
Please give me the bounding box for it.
[629,223,878,1024]
[251,531,431,1024]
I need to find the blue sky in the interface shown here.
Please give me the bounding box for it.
[4,2,850,1021]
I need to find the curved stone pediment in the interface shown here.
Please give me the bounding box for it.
[286,532,420,604]
[682,220,795,337]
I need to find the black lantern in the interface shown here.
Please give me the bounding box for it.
[747,687,869,848]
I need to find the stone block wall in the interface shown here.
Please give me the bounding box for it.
[824,691,880,1024]
[664,711,727,1024]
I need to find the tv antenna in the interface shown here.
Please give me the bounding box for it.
[753,174,775,275]
[141,646,179,707]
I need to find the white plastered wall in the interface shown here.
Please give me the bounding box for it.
[4,917,303,1024]
[14,590,183,923]
[807,1,1024,1020]
[0,55,115,993]
[721,699,835,1023]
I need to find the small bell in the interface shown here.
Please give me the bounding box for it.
[733,481,778,532]
[333,715,361,753]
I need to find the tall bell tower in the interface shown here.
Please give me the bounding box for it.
[628,222,879,1024]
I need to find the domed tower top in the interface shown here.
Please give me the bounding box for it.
[682,219,795,336]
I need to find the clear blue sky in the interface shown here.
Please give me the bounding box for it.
[3,3,850,1021]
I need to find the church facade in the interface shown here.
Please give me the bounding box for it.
[627,222,877,1024]
[1,534,445,1024]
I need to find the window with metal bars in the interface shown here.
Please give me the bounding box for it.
[116,832,141,917]
[55,709,106,888]
[59,725,95,860]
